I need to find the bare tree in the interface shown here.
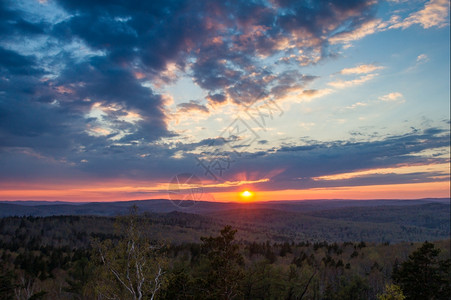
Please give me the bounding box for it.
[93,206,166,300]
[14,272,45,300]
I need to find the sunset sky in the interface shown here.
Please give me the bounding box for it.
[0,0,449,202]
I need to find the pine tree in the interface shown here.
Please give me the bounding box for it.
[392,241,450,300]
[200,225,244,300]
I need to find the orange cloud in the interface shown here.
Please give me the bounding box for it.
[1,178,449,203]
[312,163,450,181]
[379,92,404,102]
[328,73,377,89]
[340,64,384,75]
[213,181,450,202]
[390,0,450,29]
[329,19,383,45]
[56,85,74,94]
[134,71,146,79]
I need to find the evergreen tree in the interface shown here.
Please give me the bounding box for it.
[200,225,244,300]
[392,241,450,300]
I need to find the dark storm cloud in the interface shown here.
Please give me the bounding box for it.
[54,56,170,141]
[0,47,42,76]
[49,0,378,105]
[52,0,205,71]
[0,1,47,37]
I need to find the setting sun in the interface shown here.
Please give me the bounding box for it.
[240,190,253,198]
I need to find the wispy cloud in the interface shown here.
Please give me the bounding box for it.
[329,19,385,45]
[390,0,450,29]
[177,100,209,114]
[330,0,449,47]
[328,73,377,89]
[340,64,385,75]
[346,102,369,110]
[312,163,450,181]
[417,54,429,62]
[379,92,405,103]
[301,88,333,100]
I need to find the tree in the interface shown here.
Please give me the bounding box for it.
[0,269,15,300]
[324,276,370,300]
[64,256,94,299]
[392,241,450,300]
[285,264,317,300]
[377,283,405,300]
[13,271,46,300]
[93,206,166,300]
[200,225,244,300]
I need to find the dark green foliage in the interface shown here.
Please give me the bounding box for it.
[28,291,47,300]
[393,241,451,300]
[200,225,244,299]
[325,276,370,300]
[279,241,292,257]
[0,269,15,300]
[160,264,195,300]
[64,256,93,298]
[0,213,450,300]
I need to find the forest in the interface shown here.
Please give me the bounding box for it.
[0,208,449,300]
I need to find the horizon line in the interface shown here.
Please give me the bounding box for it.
[1,197,449,205]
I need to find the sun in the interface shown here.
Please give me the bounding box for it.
[240,190,254,200]
[241,190,252,197]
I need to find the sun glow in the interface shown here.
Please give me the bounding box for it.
[241,190,252,197]
[239,190,254,201]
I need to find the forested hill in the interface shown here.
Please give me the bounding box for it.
[0,202,449,299]
[0,201,449,244]
[0,198,448,216]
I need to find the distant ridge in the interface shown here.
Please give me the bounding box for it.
[0,198,448,217]
[0,198,449,243]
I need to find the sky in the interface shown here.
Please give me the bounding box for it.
[0,0,449,202]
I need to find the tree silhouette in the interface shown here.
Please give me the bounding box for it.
[200,225,244,300]
[392,241,450,300]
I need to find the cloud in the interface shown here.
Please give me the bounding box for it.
[206,93,227,105]
[340,64,385,75]
[251,128,450,191]
[312,163,449,181]
[379,92,405,102]
[162,127,449,193]
[301,89,333,100]
[0,2,47,37]
[390,0,450,29]
[346,102,369,110]
[0,47,43,75]
[177,100,209,114]
[416,54,429,63]
[329,0,449,46]
[0,0,448,195]
[328,63,382,90]
[328,73,377,89]
[329,19,384,45]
